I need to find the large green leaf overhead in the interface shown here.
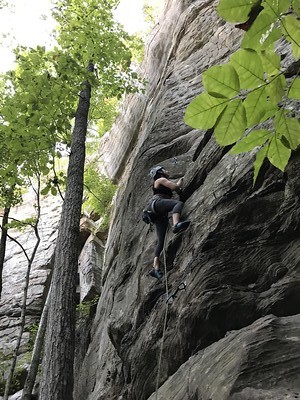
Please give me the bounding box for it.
[243,87,269,126]
[262,0,290,19]
[230,129,270,154]
[214,99,246,145]
[267,136,291,171]
[275,111,300,150]
[293,0,300,14]
[288,78,300,99]
[184,93,228,129]
[217,0,261,23]
[260,50,281,75]
[202,64,240,98]
[184,0,299,178]
[282,15,300,59]
[267,75,286,105]
[230,49,264,89]
[254,146,268,183]
[241,11,281,50]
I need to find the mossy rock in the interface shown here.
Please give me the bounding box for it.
[0,351,32,396]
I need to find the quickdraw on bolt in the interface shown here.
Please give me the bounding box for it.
[166,281,187,304]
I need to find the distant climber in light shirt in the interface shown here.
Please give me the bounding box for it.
[148,166,190,280]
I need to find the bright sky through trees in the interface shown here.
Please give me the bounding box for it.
[0,0,147,72]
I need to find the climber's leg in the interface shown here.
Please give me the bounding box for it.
[149,216,168,279]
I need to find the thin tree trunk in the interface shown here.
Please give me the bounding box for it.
[21,287,51,400]
[39,63,93,400]
[0,206,10,298]
[4,182,41,400]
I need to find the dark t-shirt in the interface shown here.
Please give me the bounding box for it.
[152,184,172,198]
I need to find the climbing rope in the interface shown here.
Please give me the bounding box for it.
[154,221,190,398]
[155,227,169,400]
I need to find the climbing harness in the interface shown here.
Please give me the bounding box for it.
[166,281,187,305]
[142,209,156,225]
[151,198,158,212]
[142,199,158,226]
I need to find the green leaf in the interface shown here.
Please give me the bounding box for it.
[230,49,264,89]
[51,186,58,196]
[217,0,261,23]
[242,11,282,51]
[288,77,300,99]
[214,99,246,145]
[244,89,266,126]
[275,112,300,150]
[254,145,268,183]
[7,176,17,186]
[244,86,277,126]
[230,129,270,154]
[41,186,50,196]
[41,166,50,175]
[282,15,300,59]
[202,64,240,98]
[266,74,286,104]
[267,135,291,171]
[293,0,300,14]
[260,49,281,75]
[184,93,228,129]
[262,0,290,18]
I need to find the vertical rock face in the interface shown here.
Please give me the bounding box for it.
[78,218,104,303]
[75,0,300,400]
[0,194,61,356]
[0,192,104,396]
[0,193,61,397]
[2,0,299,399]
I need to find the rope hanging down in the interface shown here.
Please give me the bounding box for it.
[155,227,169,400]
[154,225,189,399]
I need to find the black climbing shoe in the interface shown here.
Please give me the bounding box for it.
[155,269,163,279]
[173,220,190,234]
[149,268,163,280]
[149,269,156,278]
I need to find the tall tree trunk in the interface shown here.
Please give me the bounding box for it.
[39,63,93,400]
[0,206,10,298]
[21,288,51,400]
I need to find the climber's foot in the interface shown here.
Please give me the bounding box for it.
[173,220,190,234]
[149,268,163,280]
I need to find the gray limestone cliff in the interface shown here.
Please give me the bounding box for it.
[1,0,300,399]
[76,0,300,399]
[0,194,104,397]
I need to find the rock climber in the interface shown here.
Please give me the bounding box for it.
[148,166,190,279]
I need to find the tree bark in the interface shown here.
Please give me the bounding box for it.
[0,207,10,298]
[39,63,93,400]
[21,288,50,400]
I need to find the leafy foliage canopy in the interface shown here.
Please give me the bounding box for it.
[184,0,300,181]
[0,0,143,211]
[83,161,117,228]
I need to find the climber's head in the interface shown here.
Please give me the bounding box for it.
[149,166,169,180]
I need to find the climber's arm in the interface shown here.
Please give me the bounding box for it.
[155,177,182,193]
